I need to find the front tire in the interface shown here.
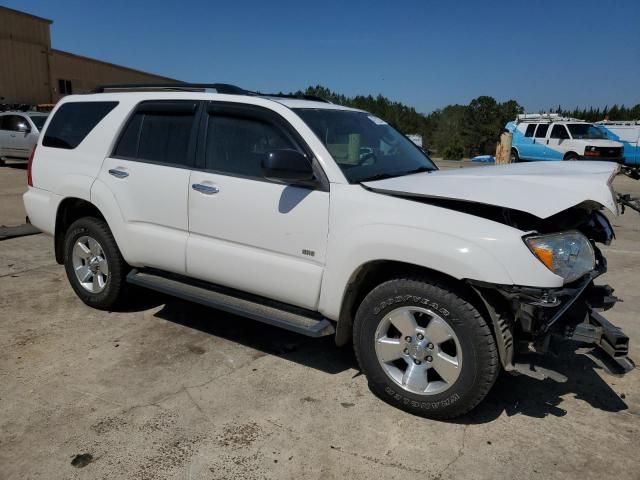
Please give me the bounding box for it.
[353,278,499,419]
[510,148,520,163]
[63,217,129,310]
[564,152,579,161]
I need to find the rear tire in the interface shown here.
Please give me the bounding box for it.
[564,152,579,161]
[353,277,499,419]
[63,217,129,310]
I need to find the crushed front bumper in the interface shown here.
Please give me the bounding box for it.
[470,272,635,379]
[568,309,634,374]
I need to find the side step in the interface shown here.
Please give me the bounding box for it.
[127,269,335,338]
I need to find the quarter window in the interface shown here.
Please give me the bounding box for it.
[114,101,198,167]
[550,125,570,139]
[205,112,299,178]
[534,124,549,138]
[524,124,536,137]
[43,102,118,149]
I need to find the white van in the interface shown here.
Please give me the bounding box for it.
[596,120,640,169]
[507,114,624,163]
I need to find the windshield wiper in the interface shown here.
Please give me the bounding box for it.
[358,173,399,182]
[359,166,434,183]
[402,166,434,176]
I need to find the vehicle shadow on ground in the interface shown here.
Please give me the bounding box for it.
[1,162,27,170]
[453,350,629,424]
[135,292,357,375]
[127,289,629,421]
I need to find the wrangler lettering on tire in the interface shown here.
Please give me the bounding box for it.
[353,278,499,419]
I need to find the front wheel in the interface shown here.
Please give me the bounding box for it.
[353,278,499,419]
[510,148,520,163]
[63,217,129,310]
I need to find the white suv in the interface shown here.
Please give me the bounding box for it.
[23,84,633,419]
[0,111,49,164]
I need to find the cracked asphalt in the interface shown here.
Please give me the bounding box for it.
[1,159,639,479]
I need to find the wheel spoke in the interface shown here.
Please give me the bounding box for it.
[97,273,107,289]
[73,241,91,260]
[388,309,417,337]
[425,317,453,344]
[88,237,100,255]
[92,274,100,292]
[431,352,460,384]
[376,337,404,363]
[402,363,428,392]
[76,265,92,283]
[97,257,109,276]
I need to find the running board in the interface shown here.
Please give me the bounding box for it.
[126,269,335,337]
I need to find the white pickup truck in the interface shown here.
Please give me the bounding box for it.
[23,83,633,419]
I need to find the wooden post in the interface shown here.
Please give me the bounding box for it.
[495,131,513,165]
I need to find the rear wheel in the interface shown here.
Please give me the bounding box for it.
[63,217,129,310]
[353,278,499,419]
[564,152,579,161]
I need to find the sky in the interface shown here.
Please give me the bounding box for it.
[5,0,640,114]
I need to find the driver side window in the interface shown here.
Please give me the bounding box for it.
[205,113,297,179]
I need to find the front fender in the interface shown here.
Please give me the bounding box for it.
[318,185,563,321]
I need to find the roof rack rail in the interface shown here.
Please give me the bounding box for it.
[91,83,247,94]
[516,113,584,123]
[255,92,332,104]
[90,83,332,104]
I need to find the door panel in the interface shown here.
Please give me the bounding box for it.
[98,158,190,273]
[95,99,199,273]
[531,124,550,160]
[188,172,328,309]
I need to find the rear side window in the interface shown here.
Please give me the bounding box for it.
[524,124,536,137]
[114,100,197,167]
[534,124,549,138]
[43,102,118,149]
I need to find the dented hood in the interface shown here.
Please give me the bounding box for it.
[362,161,619,219]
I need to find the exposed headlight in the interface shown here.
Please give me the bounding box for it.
[524,231,595,283]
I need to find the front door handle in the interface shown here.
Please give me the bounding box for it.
[108,168,129,179]
[192,183,219,195]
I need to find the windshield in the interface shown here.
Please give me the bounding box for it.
[29,115,48,130]
[294,109,436,183]
[567,123,607,140]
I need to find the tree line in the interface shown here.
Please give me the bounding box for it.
[293,85,639,160]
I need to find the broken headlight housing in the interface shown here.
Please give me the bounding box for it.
[525,231,595,283]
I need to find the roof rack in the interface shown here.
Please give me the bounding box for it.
[255,92,332,104]
[516,113,584,123]
[91,83,246,94]
[90,83,332,103]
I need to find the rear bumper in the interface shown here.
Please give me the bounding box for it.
[22,187,60,235]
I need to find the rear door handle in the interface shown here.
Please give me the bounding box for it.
[108,168,129,179]
[192,183,219,195]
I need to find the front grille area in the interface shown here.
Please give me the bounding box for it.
[595,147,623,158]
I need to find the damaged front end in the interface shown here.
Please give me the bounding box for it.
[469,208,634,381]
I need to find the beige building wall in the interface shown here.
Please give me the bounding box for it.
[50,49,177,101]
[0,7,53,104]
[0,6,179,106]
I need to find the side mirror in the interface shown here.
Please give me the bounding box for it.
[262,149,315,184]
[17,123,30,133]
